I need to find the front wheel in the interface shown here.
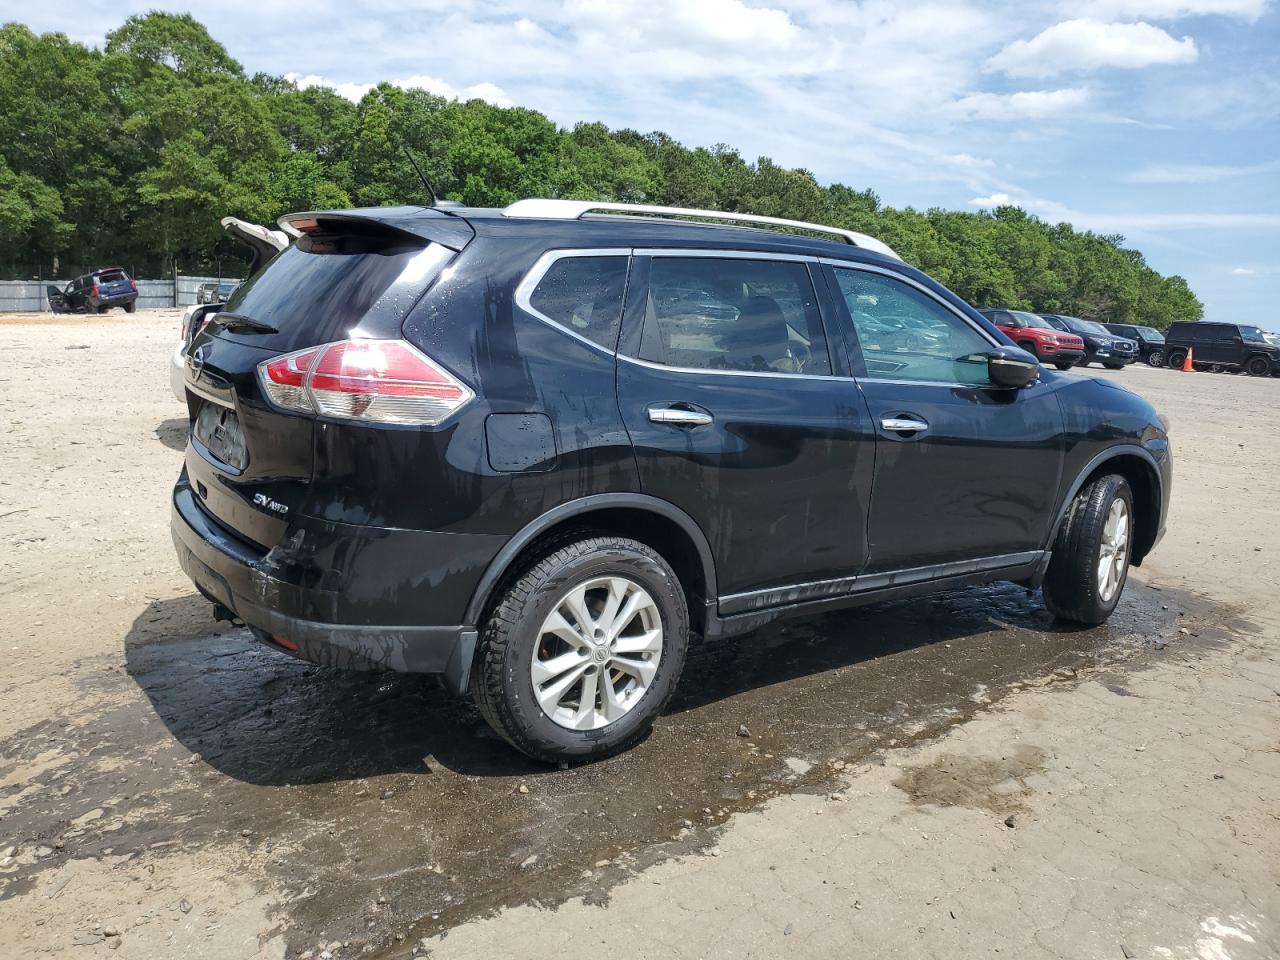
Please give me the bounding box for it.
[1246,355,1271,377]
[1054,361,1075,371]
[1103,362,1125,370]
[1043,475,1134,626]
[1145,351,1163,367]
[473,534,689,763]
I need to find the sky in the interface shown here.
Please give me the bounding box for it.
[13,0,1280,325]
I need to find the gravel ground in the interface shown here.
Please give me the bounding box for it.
[0,310,1276,959]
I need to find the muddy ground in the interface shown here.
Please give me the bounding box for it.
[0,310,1276,959]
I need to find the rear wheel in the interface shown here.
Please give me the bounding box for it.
[473,534,689,763]
[1166,348,1188,370]
[1246,355,1271,377]
[124,301,136,314]
[1043,475,1133,626]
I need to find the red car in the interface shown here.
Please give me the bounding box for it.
[978,308,1086,370]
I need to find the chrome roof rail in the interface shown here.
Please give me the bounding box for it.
[502,199,901,261]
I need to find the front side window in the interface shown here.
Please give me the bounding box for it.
[1239,325,1266,343]
[638,257,832,375]
[527,255,629,350]
[833,268,993,385]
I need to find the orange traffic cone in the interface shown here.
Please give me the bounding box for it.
[1182,347,1195,372]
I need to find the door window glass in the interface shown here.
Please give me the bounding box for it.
[527,255,629,350]
[637,258,832,375]
[832,268,992,385]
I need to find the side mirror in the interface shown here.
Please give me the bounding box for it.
[988,345,1040,388]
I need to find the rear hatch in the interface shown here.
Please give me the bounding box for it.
[182,208,471,550]
[95,269,135,300]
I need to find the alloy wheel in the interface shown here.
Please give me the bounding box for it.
[530,576,664,730]
[1096,499,1130,602]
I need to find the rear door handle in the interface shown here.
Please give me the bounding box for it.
[648,405,714,427]
[880,415,929,435]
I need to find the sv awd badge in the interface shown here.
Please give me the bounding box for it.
[252,493,288,516]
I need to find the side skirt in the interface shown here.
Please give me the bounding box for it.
[705,553,1045,641]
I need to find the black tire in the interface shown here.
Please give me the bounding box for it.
[124,301,136,314]
[1076,360,1090,368]
[96,304,108,315]
[1145,351,1163,367]
[1245,355,1271,377]
[1103,363,1124,370]
[473,534,689,763]
[1166,348,1187,370]
[1042,475,1134,626]
[1054,361,1074,371]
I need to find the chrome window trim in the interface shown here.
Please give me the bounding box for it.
[633,248,814,263]
[512,247,633,356]
[618,352,851,383]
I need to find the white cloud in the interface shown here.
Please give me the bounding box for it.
[970,192,1015,207]
[989,19,1197,77]
[1231,266,1257,275]
[1071,0,1268,19]
[284,72,512,107]
[950,87,1090,119]
[1125,160,1280,183]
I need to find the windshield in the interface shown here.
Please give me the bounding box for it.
[1240,325,1267,342]
[1008,310,1047,327]
[1065,317,1111,336]
[1136,326,1164,342]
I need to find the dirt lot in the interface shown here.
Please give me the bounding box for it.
[1,310,1276,959]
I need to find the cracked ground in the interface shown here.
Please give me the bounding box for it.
[1,311,1277,959]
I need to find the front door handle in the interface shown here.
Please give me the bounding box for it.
[648,405,714,427]
[880,415,929,435]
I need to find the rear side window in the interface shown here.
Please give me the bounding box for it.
[96,269,128,284]
[526,255,628,350]
[217,230,452,352]
[637,257,832,376]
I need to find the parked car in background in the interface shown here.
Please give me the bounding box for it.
[977,308,1085,369]
[1105,323,1166,367]
[197,280,241,304]
[53,268,138,314]
[171,199,1171,763]
[1163,322,1280,376]
[1039,315,1137,369]
[170,218,292,401]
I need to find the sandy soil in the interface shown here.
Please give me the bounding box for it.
[0,310,1276,959]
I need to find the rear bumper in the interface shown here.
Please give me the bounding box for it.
[171,479,483,692]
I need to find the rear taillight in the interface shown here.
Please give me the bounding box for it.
[129,279,137,290]
[258,339,472,426]
[91,285,99,297]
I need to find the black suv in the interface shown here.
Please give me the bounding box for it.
[56,267,139,313]
[1039,314,1137,368]
[1104,323,1166,367]
[1164,321,1279,376]
[171,200,1171,762]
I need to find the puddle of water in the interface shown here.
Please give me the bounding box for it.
[0,579,1236,956]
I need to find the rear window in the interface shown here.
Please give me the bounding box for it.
[216,229,452,352]
[96,269,128,284]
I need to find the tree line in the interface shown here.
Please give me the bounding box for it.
[0,12,1202,327]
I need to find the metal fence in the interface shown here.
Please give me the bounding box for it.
[0,275,243,312]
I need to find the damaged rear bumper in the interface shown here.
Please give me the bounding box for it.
[170,479,479,693]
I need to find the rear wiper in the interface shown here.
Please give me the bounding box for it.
[213,313,278,334]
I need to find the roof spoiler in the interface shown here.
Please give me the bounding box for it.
[278,206,475,251]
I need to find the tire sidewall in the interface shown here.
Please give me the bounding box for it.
[494,544,688,759]
[1167,349,1187,369]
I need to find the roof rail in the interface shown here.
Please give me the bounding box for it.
[502,199,900,261]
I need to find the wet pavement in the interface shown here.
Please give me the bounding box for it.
[0,578,1241,957]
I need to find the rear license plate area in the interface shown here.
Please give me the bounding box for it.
[193,403,249,472]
